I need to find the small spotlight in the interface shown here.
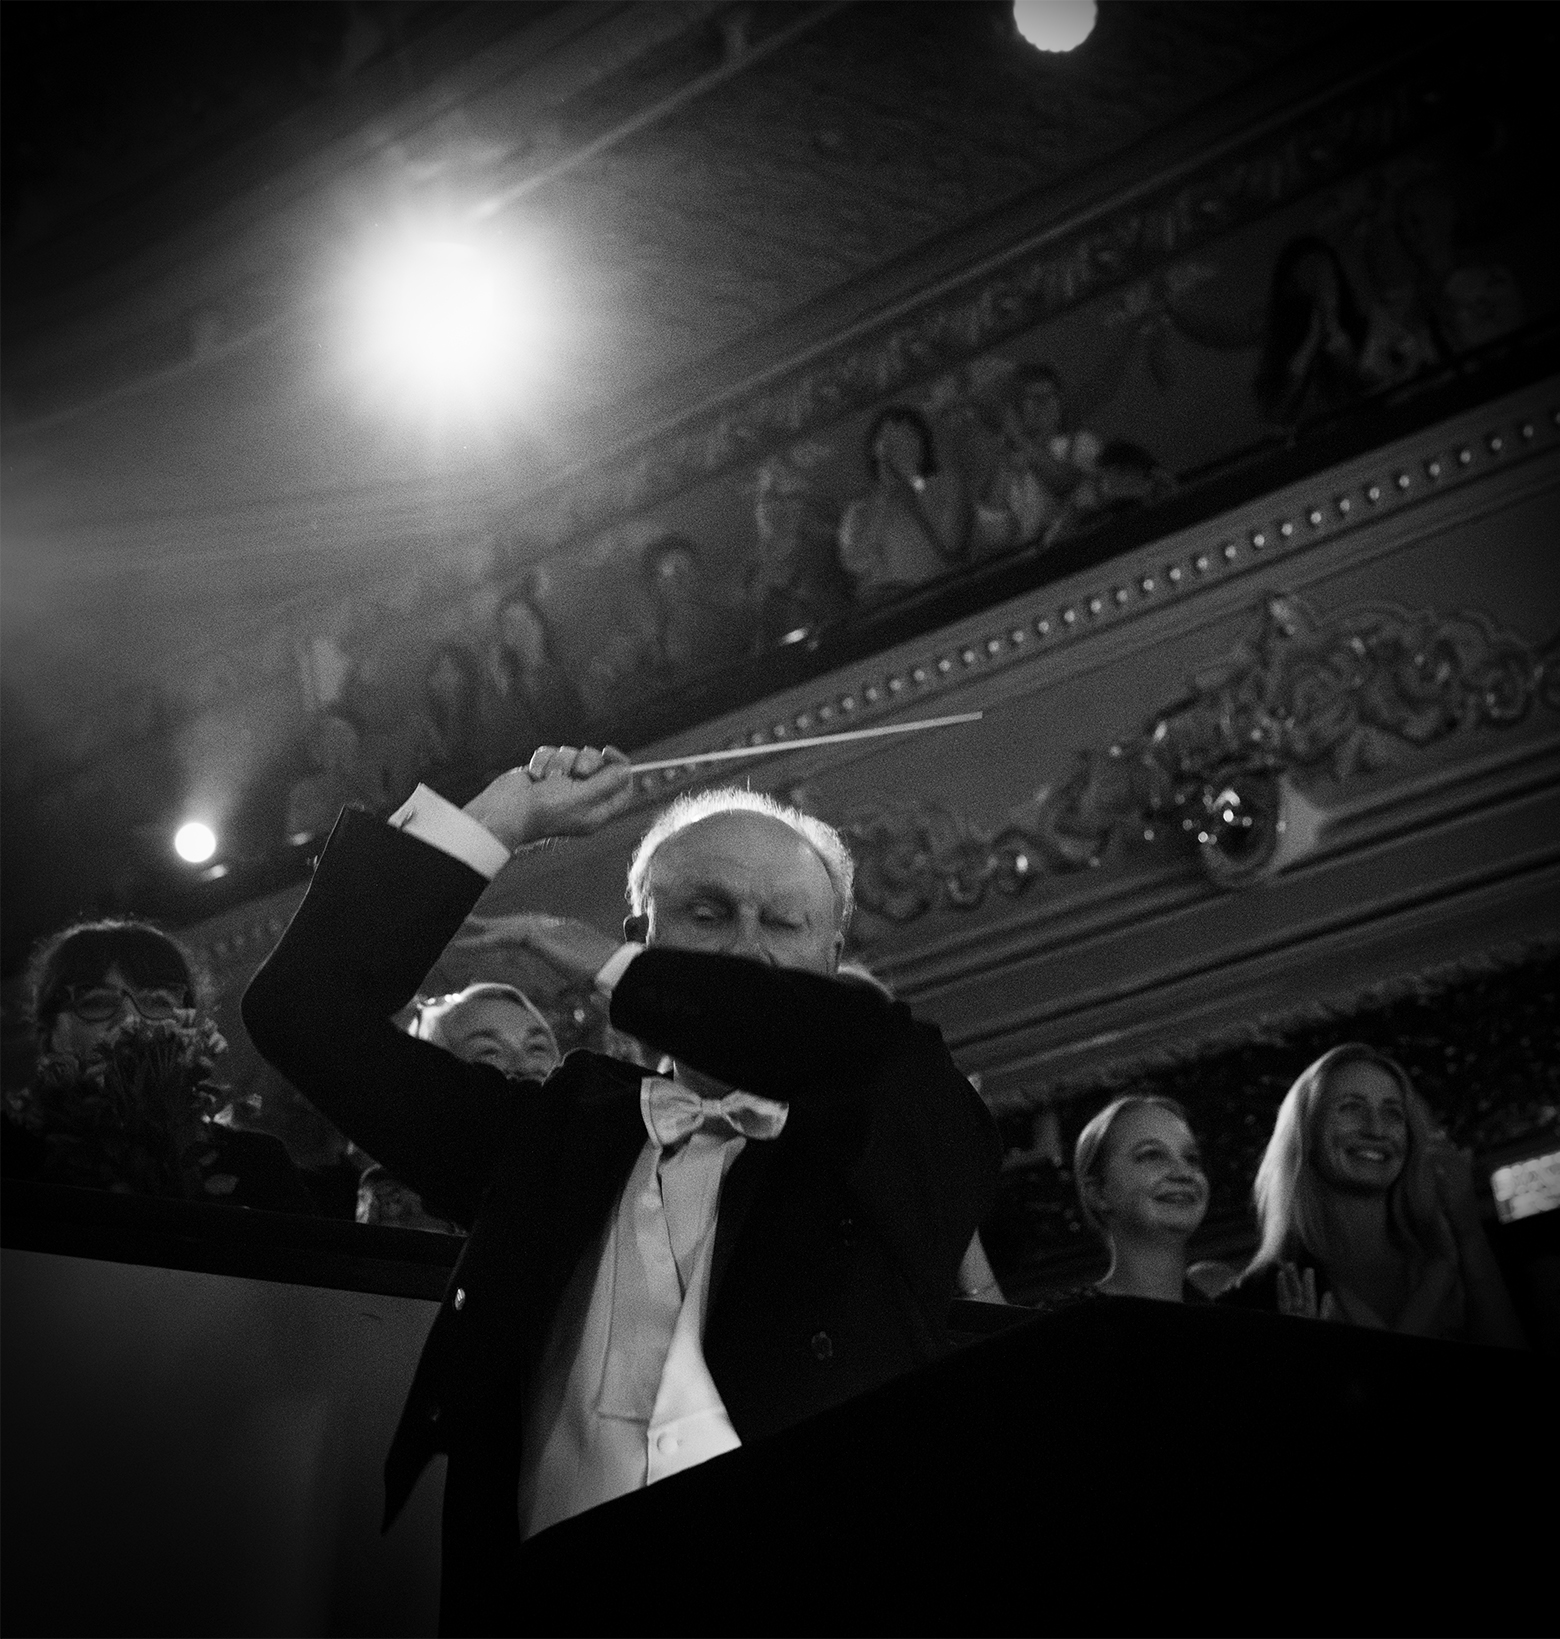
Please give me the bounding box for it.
[1014,0,1096,52]
[174,822,217,864]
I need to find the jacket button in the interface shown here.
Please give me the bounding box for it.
[453,1287,466,1311]
[425,1400,442,1424]
[810,1330,834,1361]
[838,1216,856,1240]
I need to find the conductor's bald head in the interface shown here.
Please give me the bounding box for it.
[624,790,852,974]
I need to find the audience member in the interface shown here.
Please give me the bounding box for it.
[597,534,734,720]
[838,406,969,600]
[638,533,722,689]
[485,581,593,759]
[1253,236,1427,428]
[969,366,1085,555]
[356,982,563,1232]
[1046,1095,1218,1305]
[422,642,489,790]
[1042,439,1176,543]
[4,919,311,1212]
[1224,1044,1526,1347]
[747,449,852,650]
[243,749,999,1631]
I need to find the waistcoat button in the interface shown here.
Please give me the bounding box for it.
[810,1330,834,1361]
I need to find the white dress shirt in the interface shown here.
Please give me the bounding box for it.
[387,784,775,1538]
[516,1089,751,1538]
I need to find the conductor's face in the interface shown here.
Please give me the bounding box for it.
[644,812,842,976]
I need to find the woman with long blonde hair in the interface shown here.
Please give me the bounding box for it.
[1227,1044,1524,1346]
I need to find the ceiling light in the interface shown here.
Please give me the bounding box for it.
[174,822,218,864]
[1014,1,1096,52]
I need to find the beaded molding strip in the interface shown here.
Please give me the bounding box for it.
[633,397,1560,800]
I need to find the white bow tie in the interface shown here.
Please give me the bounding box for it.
[641,1078,789,1150]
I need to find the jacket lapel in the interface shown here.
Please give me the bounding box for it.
[709,1138,777,1305]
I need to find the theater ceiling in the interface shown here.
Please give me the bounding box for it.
[2,1,1552,973]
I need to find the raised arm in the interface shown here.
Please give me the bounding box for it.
[243,746,637,1221]
[409,747,999,1280]
[242,811,524,1222]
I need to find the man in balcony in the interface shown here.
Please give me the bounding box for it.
[243,744,1000,1635]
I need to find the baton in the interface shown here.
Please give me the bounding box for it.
[629,711,983,773]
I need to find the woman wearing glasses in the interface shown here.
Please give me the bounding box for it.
[3,918,310,1211]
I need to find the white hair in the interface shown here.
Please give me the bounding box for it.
[626,787,855,931]
[410,982,557,1059]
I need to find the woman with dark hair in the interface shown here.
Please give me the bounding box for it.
[4,919,311,1211]
[485,581,592,760]
[1254,237,1371,426]
[1224,1044,1525,1347]
[837,405,969,600]
[1253,236,1426,428]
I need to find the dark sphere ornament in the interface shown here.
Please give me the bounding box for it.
[1177,767,1285,888]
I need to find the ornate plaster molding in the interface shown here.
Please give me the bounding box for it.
[837,587,1557,923]
[626,389,1560,814]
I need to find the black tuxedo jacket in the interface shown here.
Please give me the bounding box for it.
[242,808,1000,1634]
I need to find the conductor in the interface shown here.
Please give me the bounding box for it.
[243,744,1000,1634]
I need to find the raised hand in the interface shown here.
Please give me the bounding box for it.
[1276,1261,1332,1321]
[463,745,635,853]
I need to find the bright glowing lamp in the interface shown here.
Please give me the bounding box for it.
[1014,0,1096,52]
[174,822,217,864]
[352,237,545,408]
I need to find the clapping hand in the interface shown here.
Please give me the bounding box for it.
[1276,1262,1340,1322]
[463,745,635,853]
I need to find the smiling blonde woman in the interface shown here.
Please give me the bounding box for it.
[1224,1044,1526,1347]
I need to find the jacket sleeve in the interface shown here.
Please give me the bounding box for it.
[609,948,918,1103]
[610,948,1001,1306]
[241,807,530,1224]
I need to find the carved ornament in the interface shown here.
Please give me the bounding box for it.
[839,592,1559,925]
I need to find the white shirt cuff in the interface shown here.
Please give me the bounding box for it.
[388,784,512,881]
[594,942,642,998]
